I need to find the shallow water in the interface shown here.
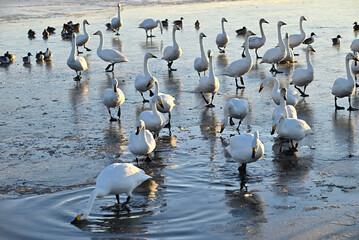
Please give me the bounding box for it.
[1,0,359,239]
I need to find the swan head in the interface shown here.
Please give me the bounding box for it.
[219,118,228,133]
[260,18,269,24]
[200,32,206,38]
[93,30,102,36]
[300,16,307,22]
[145,52,157,59]
[245,30,256,38]
[173,25,180,31]
[259,77,276,92]
[207,50,213,58]
[221,17,228,23]
[146,77,156,87]
[251,131,260,158]
[307,45,316,52]
[117,3,121,8]
[136,120,146,135]
[347,53,359,62]
[278,21,287,27]
[112,78,118,91]
[84,19,90,25]
[152,95,164,108]
[280,88,287,101]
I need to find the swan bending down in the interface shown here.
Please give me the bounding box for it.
[110,3,123,35]
[259,76,300,106]
[71,163,151,223]
[220,98,249,134]
[139,95,166,138]
[152,79,176,128]
[162,25,182,71]
[93,30,129,72]
[226,131,264,175]
[76,19,91,54]
[103,78,125,122]
[199,50,219,107]
[290,45,315,97]
[286,16,307,54]
[244,18,269,59]
[129,120,156,163]
[139,19,163,38]
[135,52,157,103]
[194,32,209,77]
[223,30,255,89]
[332,53,359,111]
[261,21,287,74]
[216,17,229,53]
[281,33,294,63]
[67,33,88,81]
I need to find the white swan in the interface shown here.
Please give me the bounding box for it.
[351,52,359,85]
[103,78,125,122]
[162,25,182,71]
[67,33,88,81]
[129,120,156,163]
[139,95,166,137]
[220,98,249,134]
[111,3,123,35]
[44,48,53,60]
[332,53,359,111]
[225,131,264,175]
[194,32,209,77]
[223,30,255,89]
[287,16,307,50]
[261,21,287,74]
[199,50,219,107]
[290,45,315,97]
[350,39,359,53]
[22,52,32,64]
[248,18,269,59]
[259,76,300,106]
[71,163,151,222]
[139,19,163,38]
[216,17,229,53]
[152,79,176,128]
[93,30,129,72]
[76,19,91,54]
[135,52,157,103]
[281,33,294,63]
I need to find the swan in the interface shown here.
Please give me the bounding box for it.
[332,53,359,111]
[350,39,359,53]
[4,51,15,62]
[139,19,163,38]
[71,163,151,223]
[23,52,32,64]
[152,79,176,128]
[174,17,184,26]
[135,52,157,103]
[273,115,313,152]
[44,48,53,60]
[247,18,269,59]
[220,98,249,134]
[129,120,156,163]
[261,21,287,74]
[223,30,255,89]
[76,19,91,54]
[286,16,307,51]
[351,52,359,85]
[110,3,123,35]
[162,25,182,71]
[303,32,316,45]
[194,32,209,77]
[290,45,315,97]
[259,76,300,106]
[139,95,166,138]
[225,131,264,175]
[67,33,88,81]
[216,17,229,53]
[354,22,359,31]
[199,50,220,107]
[281,32,294,63]
[103,78,125,122]
[93,30,129,72]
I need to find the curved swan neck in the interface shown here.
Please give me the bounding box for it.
[82,189,98,219]
[259,21,265,39]
[223,103,230,125]
[140,126,147,141]
[244,34,251,59]
[154,80,159,95]
[117,5,121,18]
[83,22,88,36]
[299,18,305,35]
[151,98,160,117]
[144,55,152,76]
[97,32,104,51]
[221,21,226,34]
[271,78,279,95]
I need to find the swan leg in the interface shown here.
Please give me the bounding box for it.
[218,46,224,53]
[149,90,154,97]
[167,61,176,71]
[235,77,245,89]
[236,120,242,134]
[108,108,117,122]
[334,97,345,110]
[229,118,235,126]
[238,163,247,176]
[84,46,91,51]
[205,93,216,108]
[347,97,358,111]
[145,155,153,162]
[293,48,299,56]
[105,64,112,71]
[274,63,283,74]
[164,112,171,128]
[197,71,201,78]
[121,196,131,209]
[295,85,308,97]
[200,92,209,104]
[77,46,83,54]
[73,71,81,81]
[255,49,262,59]
[117,107,121,118]
[116,29,120,36]
[140,92,149,103]
[242,48,246,58]
[116,194,120,205]
[148,29,155,38]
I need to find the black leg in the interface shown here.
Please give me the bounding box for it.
[201,92,209,104]
[85,46,91,51]
[236,120,242,134]
[164,112,171,128]
[121,196,131,209]
[168,61,176,71]
[235,77,245,89]
[238,163,247,176]
[117,107,121,118]
[105,64,112,71]
[140,92,149,103]
[335,97,345,110]
[295,85,308,97]
[347,97,358,111]
[145,155,153,162]
[116,194,120,204]
[229,117,235,126]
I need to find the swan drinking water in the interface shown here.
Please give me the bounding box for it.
[139,19,163,38]
[220,98,249,134]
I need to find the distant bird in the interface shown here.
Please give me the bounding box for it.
[28,29,35,38]
[220,98,249,134]
[216,17,229,53]
[173,17,183,26]
[303,32,316,45]
[47,26,56,34]
[129,120,156,163]
[93,30,129,72]
[162,25,182,71]
[161,19,169,27]
[139,95,166,138]
[138,19,163,38]
[67,21,80,33]
[194,32,209,77]
[195,20,200,28]
[22,52,32,64]
[71,163,152,223]
[354,22,359,31]
[135,53,157,103]
[67,33,88,81]
[42,29,49,39]
[235,26,247,35]
[4,51,15,62]
[110,3,123,35]
[0,55,10,64]
[76,19,91,54]
[103,78,125,121]
[246,18,269,59]
[44,48,53,61]
[105,23,113,30]
[332,35,341,45]
[35,51,45,61]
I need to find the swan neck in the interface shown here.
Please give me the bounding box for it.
[151,99,160,116]
[97,33,104,51]
[305,48,312,69]
[144,56,151,76]
[118,6,121,18]
[71,36,76,59]
[154,80,159,95]
[272,78,279,95]
[244,34,251,59]
[277,25,284,48]
[221,21,226,34]
[299,19,305,35]
[172,28,178,47]
[259,22,265,39]
[199,36,206,59]
[209,56,214,78]
[346,57,354,82]
[83,22,88,36]
[82,190,98,219]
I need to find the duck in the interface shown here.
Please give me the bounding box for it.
[225,131,264,176]
[28,29,35,38]
[290,45,315,97]
[261,21,287,74]
[44,48,53,60]
[281,32,294,63]
[152,79,176,128]
[354,22,359,31]
[76,19,91,54]
[22,52,32,64]
[129,120,156,163]
[47,26,56,34]
[35,51,45,61]
[67,33,88,81]
[350,39,359,53]
[351,52,359,85]
[103,78,125,122]
[173,17,183,26]
[223,30,255,89]
[71,162,151,223]
[135,53,157,103]
[42,29,49,39]
[259,76,300,106]
[111,3,123,35]
[235,26,247,35]
[216,17,229,53]
[162,25,182,71]
[303,32,316,45]
[332,35,342,45]
[287,16,307,53]
[93,30,129,72]
[195,20,200,28]
[0,55,10,64]
[161,19,169,27]
[138,95,166,138]
[273,115,313,152]
[247,18,269,59]
[138,19,163,38]
[194,32,209,77]
[4,51,15,62]
[67,21,80,33]
[199,50,220,107]
[332,53,359,111]
[220,98,249,134]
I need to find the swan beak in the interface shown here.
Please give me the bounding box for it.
[252,148,256,159]
[220,124,225,133]
[264,20,269,24]
[310,47,316,52]
[146,79,153,87]
[303,17,307,21]
[224,18,228,22]
[283,92,287,101]
[71,214,83,224]
[259,84,263,93]
[203,33,207,37]
[271,126,276,135]
[250,31,256,36]
[93,32,98,35]
[158,100,164,109]
[176,25,180,31]
[136,126,141,135]
[151,54,157,58]
[353,56,359,61]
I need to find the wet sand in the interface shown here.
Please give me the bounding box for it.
[1,0,359,239]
